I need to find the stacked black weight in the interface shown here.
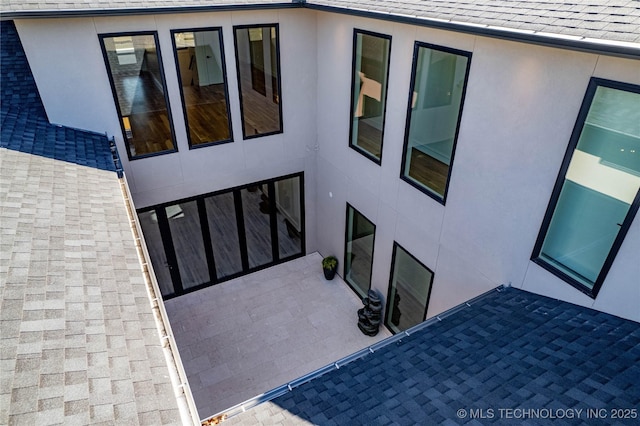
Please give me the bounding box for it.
[357,289,382,336]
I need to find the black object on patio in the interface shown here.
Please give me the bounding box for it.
[357,289,382,336]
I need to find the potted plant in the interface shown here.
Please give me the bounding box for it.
[322,256,338,280]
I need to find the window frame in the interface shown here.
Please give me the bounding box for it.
[343,203,376,299]
[399,41,472,205]
[170,27,234,149]
[232,23,284,140]
[347,28,392,165]
[384,242,434,334]
[137,171,306,300]
[531,77,640,299]
[98,31,178,160]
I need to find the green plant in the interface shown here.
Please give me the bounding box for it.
[322,256,337,270]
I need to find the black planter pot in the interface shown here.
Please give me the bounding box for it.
[323,266,336,280]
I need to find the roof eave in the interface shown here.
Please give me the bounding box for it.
[0,2,303,20]
[2,1,638,59]
[307,3,640,60]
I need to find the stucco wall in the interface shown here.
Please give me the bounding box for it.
[14,9,639,322]
[15,9,318,252]
[313,11,640,322]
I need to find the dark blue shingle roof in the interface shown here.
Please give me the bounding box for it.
[224,287,640,425]
[1,20,117,172]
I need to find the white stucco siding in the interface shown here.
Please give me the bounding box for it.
[15,10,318,213]
[314,11,640,322]
[14,9,639,322]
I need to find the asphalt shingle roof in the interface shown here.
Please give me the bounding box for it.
[0,21,117,172]
[309,0,640,44]
[224,287,640,425]
[0,20,182,424]
[1,1,639,45]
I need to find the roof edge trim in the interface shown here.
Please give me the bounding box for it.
[307,3,640,60]
[2,2,639,58]
[0,2,303,20]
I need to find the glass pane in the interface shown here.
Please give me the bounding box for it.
[234,25,282,137]
[101,34,175,158]
[385,245,433,334]
[165,201,210,289]
[138,210,174,297]
[403,45,469,199]
[205,193,243,279]
[173,30,232,146]
[241,185,273,268]
[345,205,375,298]
[275,176,303,259]
[539,86,640,289]
[350,31,391,160]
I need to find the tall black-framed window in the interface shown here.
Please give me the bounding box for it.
[99,32,177,160]
[171,27,233,148]
[344,204,376,299]
[348,29,391,164]
[400,42,471,204]
[384,243,434,334]
[532,78,640,298]
[233,24,283,139]
[138,172,305,299]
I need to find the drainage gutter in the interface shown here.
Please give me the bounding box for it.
[119,174,201,426]
[203,284,508,423]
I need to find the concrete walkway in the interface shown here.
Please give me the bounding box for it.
[164,253,391,419]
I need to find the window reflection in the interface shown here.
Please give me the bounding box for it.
[349,30,391,162]
[275,176,303,259]
[402,43,471,201]
[536,84,640,292]
[100,33,176,158]
[173,29,232,147]
[138,211,174,297]
[205,193,243,279]
[242,185,274,268]
[234,25,282,138]
[166,201,210,290]
[385,244,433,334]
[345,205,376,299]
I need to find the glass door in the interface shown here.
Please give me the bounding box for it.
[241,184,274,269]
[164,200,211,291]
[138,173,305,299]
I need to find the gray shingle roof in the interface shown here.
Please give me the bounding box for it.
[308,0,640,44]
[222,287,640,425]
[1,0,296,13]
[0,20,184,425]
[1,1,639,45]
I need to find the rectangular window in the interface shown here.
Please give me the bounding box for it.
[233,24,282,139]
[344,204,376,299]
[349,29,391,163]
[138,173,305,299]
[100,33,177,159]
[532,78,640,298]
[401,42,471,203]
[384,243,434,334]
[172,28,233,148]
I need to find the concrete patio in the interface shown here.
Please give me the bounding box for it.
[164,253,391,419]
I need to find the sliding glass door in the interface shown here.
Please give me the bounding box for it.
[138,173,305,299]
[205,192,243,279]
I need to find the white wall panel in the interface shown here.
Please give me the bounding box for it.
[15,9,640,322]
